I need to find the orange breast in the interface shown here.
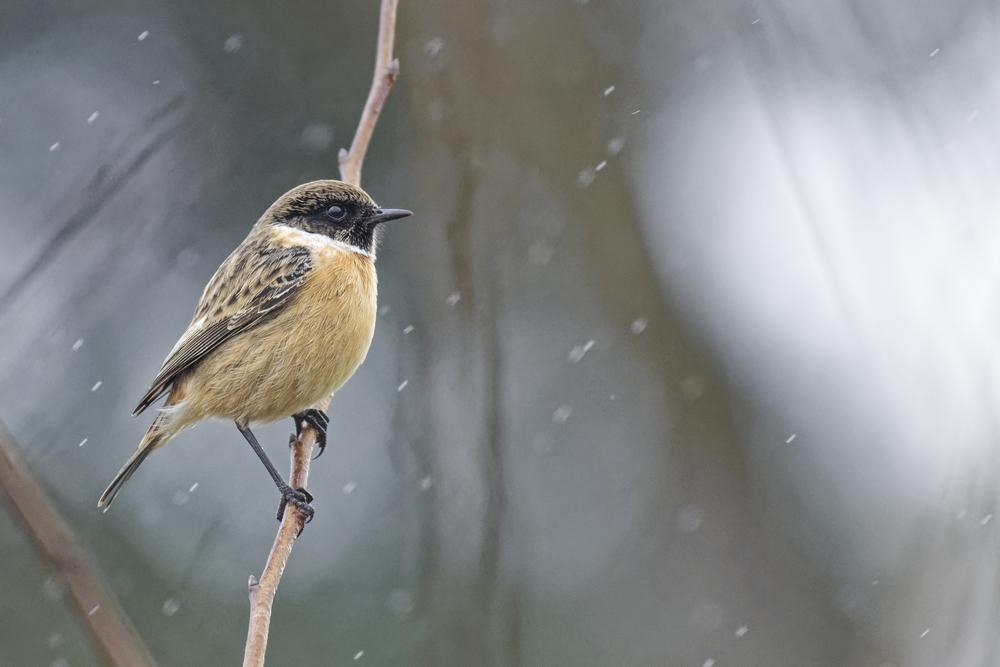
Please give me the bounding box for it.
[179,248,378,424]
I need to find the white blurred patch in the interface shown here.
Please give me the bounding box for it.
[635,6,1000,663]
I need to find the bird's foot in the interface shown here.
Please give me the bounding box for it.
[276,486,314,532]
[292,408,329,459]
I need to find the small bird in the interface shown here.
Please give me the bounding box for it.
[98,180,411,520]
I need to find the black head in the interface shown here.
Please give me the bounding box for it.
[262,180,411,255]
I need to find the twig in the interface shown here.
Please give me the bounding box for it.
[338,0,401,187]
[242,2,401,665]
[0,420,156,667]
[242,410,321,667]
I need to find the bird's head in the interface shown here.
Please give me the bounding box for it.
[260,179,412,256]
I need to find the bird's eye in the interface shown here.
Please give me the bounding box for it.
[326,204,347,221]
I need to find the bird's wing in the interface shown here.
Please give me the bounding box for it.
[133,238,313,415]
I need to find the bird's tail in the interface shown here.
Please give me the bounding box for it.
[97,412,174,510]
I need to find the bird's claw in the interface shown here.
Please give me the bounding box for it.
[291,409,329,459]
[277,486,315,533]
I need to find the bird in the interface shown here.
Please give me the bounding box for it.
[97,179,412,522]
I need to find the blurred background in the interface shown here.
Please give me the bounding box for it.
[1,0,997,665]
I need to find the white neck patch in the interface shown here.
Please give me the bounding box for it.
[272,224,371,258]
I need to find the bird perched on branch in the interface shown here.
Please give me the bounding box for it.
[98,180,411,521]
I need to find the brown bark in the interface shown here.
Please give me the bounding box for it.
[0,420,156,667]
[241,2,401,665]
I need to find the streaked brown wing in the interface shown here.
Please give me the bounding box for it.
[133,241,313,415]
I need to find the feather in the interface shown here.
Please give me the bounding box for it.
[133,239,313,415]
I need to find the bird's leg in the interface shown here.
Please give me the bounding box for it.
[235,422,314,528]
[291,408,329,459]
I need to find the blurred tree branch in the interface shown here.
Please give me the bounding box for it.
[0,421,156,667]
[241,2,401,665]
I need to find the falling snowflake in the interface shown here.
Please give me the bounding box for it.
[568,340,595,363]
[528,240,554,266]
[42,577,65,601]
[553,406,572,423]
[301,123,334,152]
[424,37,444,57]
[387,588,416,615]
[224,34,244,53]
[576,168,596,188]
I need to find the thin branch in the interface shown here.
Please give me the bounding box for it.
[338,0,401,187]
[242,2,401,664]
[0,421,156,667]
[241,409,321,667]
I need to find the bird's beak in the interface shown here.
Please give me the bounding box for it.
[366,208,413,226]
